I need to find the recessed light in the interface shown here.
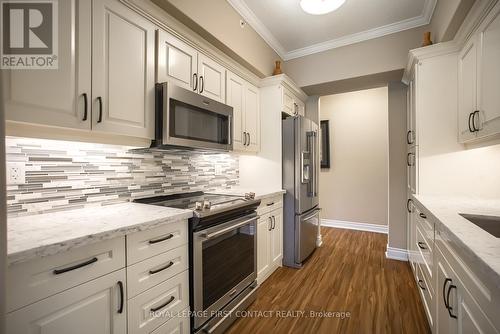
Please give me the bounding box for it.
[300,0,346,15]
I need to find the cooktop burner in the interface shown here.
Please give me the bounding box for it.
[133,191,261,229]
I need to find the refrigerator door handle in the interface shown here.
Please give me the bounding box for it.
[313,131,318,197]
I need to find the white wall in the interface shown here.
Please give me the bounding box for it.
[319,87,389,226]
[284,26,427,88]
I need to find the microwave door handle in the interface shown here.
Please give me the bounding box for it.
[228,115,232,145]
[201,216,257,240]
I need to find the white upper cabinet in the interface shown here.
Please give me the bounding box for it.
[198,54,226,103]
[281,86,305,117]
[156,31,198,91]
[92,0,155,139]
[458,2,500,143]
[458,38,478,143]
[476,3,500,140]
[226,71,260,152]
[226,72,246,150]
[245,83,260,152]
[3,0,92,130]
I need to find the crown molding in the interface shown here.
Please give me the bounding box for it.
[226,0,287,59]
[227,0,437,61]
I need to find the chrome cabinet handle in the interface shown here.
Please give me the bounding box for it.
[149,261,174,275]
[53,257,98,275]
[117,281,124,314]
[150,296,175,313]
[148,234,174,244]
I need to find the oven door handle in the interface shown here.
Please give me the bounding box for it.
[201,216,258,240]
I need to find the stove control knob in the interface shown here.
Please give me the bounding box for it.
[203,200,211,209]
[245,192,255,200]
[195,201,203,210]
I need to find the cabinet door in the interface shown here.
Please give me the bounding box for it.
[407,146,418,194]
[282,87,295,116]
[407,78,418,146]
[245,82,260,152]
[156,30,198,90]
[257,214,271,282]
[6,269,126,334]
[458,287,498,334]
[92,0,155,139]
[198,54,226,102]
[270,210,283,266]
[407,199,417,272]
[477,3,500,139]
[296,99,305,117]
[3,0,91,130]
[436,256,459,334]
[458,39,478,143]
[226,72,246,151]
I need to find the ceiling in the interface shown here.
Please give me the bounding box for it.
[227,0,437,60]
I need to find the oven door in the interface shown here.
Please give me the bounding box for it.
[192,213,257,329]
[160,82,233,151]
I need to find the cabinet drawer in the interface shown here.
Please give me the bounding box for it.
[127,220,188,265]
[150,309,190,334]
[416,263,433,327]
[416,224,433,278]
[127,245,188,298]
[128,270,189,334]
[7,237,125,312]
[257,195,283,215]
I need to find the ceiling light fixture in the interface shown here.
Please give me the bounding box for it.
[300,0,346,15]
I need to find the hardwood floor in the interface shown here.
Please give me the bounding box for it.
[226,227,431,334]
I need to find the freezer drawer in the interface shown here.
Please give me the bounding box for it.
[296,208,320,264]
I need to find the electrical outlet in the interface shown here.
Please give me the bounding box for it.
[7,162,26,184]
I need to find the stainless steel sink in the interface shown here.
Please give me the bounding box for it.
[459,214,500,238]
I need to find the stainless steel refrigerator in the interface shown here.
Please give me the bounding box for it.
[282,116,320,268]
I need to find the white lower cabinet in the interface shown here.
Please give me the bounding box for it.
[6,269,127,334]
[256,196,283,284]
[409,199,500,334]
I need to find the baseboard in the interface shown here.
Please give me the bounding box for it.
[385,245,409,261]
[321,219,388,234]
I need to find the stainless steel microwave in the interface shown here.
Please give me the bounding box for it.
[154,82,233,151]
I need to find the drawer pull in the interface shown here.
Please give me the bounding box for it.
[266,202,275,206]
[419,213,427,219]
[117,281,124,314]
[417,279,426,290]
[149,261,174,275]
[148,234,174,244]
[150,296,175,312]
[417,242,427,250]
[53,257,98,275]
[446,284,458,319]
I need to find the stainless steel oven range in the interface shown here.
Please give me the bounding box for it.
[134,191,260,334]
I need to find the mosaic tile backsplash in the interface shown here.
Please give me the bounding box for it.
[6,137,239,217]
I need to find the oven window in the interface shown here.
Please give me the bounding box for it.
[169,99,229,144]
[202,223,255,309]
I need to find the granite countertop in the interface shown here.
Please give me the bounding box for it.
[7,203,193,266]
[413,195,500,288]
[208,187,285,200]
